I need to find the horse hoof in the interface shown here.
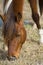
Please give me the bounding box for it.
[7,56,17,61]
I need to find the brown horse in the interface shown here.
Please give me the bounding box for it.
[2,0,26,60]
[0,0,43,60]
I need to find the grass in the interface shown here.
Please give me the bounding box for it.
[0,24,43,65]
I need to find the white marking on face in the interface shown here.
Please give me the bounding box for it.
[39,29,43,44]
[37,0,40,16]
[4,0,12,14]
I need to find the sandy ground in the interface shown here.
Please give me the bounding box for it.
[0,0,43,65]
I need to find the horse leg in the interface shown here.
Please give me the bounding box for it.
[32,12,43,44]
[39,0,43,15]
[29,0,43,43]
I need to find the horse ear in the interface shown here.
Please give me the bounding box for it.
[0,15,5,22]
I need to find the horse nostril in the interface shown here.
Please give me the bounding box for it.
[7,56,17,61]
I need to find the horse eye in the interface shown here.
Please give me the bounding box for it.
[18,12,22,20]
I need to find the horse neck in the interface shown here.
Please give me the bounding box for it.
[12,0,24,15]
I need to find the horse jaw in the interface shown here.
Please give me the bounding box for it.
[39,29,43,44]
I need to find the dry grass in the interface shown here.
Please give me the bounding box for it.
[0,22,43,65]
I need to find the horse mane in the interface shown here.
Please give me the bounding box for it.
[3,13,18,42]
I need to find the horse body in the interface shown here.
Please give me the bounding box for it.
[0,0,43,60]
